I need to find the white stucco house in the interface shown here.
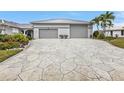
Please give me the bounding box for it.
[0,19,93,39]
[0,19,33,37]
[104,26,124,37]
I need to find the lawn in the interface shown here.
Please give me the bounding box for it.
[0,49,22,62]
[109,38,124,48]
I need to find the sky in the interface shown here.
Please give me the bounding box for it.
[0,11,124,26]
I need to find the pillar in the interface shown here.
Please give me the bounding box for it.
[33,28,39,39]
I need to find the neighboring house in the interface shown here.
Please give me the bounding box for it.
[0,19,33,37]
[0,19,22,34]
[0,19,93,39]
[104,26,124,37]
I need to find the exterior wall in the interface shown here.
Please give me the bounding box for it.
[105,30,124,37]
[70,24,88,38]
[105,31,111,36]
[0,26,20,35]
[88,25,93,38]
[33,24,70,39]
[33,28,39,39]
[33,24,91,39]
[58,28,70,38]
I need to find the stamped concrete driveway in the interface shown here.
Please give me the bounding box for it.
[0,39,124,81]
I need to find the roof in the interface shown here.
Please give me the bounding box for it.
[105,26,124,31]
[17,24,33,29]
[0,19,33,29]
[31,18,90,24]
[0,19,19,28]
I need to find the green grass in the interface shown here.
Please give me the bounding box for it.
[109,38,124,48]
[0,49,22,62]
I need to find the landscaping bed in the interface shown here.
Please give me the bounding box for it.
[0,34,30,62]
[0,49,22,62]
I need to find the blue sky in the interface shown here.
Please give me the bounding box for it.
[0,11,123,26]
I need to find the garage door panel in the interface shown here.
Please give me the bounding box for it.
[39,29,58,38]
[70,24,88,38]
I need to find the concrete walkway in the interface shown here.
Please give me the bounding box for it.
[0,39,124,81]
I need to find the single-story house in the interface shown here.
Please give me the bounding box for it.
[104,26,124,37]
[0,19,33,37]
[31,19,93,39]
[0,19,93,39]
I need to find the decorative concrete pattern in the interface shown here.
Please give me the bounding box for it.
[0,39,124,81]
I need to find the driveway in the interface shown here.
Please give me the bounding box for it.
[0,39,124,81]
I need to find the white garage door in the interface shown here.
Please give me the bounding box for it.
[70,24,88,38]
[39,29,58,38]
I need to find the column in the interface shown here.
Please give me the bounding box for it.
[23,29,27,36]
[88,25,93,38]
[33,28,39,39]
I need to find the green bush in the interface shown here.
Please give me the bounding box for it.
[26,36,32,40]
[0,34,7,42]
[0,34,16,42]
[0,34,29,44]
[97,33,105,39]
[0,42,20,50]
[3,35,14,42]
[13,34,29,45]
[93,31,99,38]
[104,36,116,41]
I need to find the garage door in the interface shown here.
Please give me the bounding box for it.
[70,24,88,38]
[39,29,58,38]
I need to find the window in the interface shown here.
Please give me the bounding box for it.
[110,31,113,36]
[121,30,124,35]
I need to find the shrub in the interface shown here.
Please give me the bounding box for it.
[8,42,20,49]
[97,32,105,39]
[26,36,32,40]
[104,36,116,41]
[0,42,20,50]
[0,34,7,42]
[12,34,29,45]
[93,31,99,38]
[2,35,14,42]
[0,34,29,44]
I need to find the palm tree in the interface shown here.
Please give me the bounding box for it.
[100,11,115,31]
[90,16,100,31]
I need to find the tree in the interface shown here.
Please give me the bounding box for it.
[100,11,115,31]
[90,16,100,31]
